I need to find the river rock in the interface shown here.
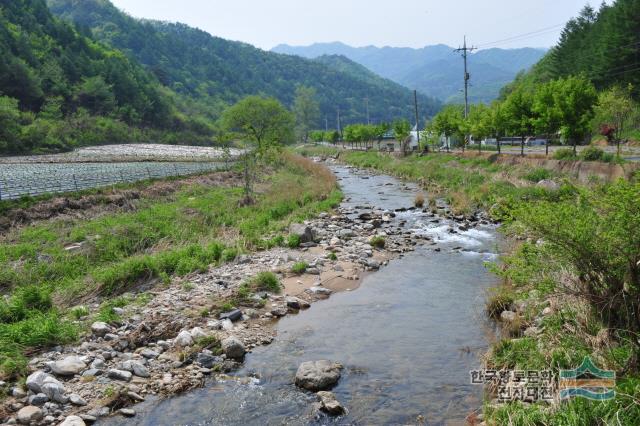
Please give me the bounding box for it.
[295,360,343,391]
[536,179,559,190]
[41,377,67,403]
[26,371,50,393]
[50,356,86,376]
[140,348,160,359]
[219,309,242,322]
[91,322,111,337]
[190,327,208,340]
[108,369,132,382]
[270,305,288,317]
[317,391,346,415]
[59,416,86,426]
[119,408,136,417]
[120,360,150,378]
[337,229,355,239]
[28,393,48,406]
[285,296,309,310]
[196,353,222,369]
[289,223,315,243]
[308,286,332,296]
[174,330,194,347]
[17,406,43,424]
[221,336,245,360]
[69,394,87,406]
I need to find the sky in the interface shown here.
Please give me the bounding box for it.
[110,0,606,51]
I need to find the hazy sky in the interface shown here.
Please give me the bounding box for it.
[110,0,604,51]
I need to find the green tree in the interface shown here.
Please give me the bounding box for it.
[393,119,411,155]
[532,80,562,155]
[309,130,325,144]
[221,96,294,201]
[430,105,464,151]
[293,85,320,143]
[0,96,23,153]
[552,76,598,154]
[468,103,491,153]
[593,85,636,156]
[503,87,535,155]
[74,76,116,115]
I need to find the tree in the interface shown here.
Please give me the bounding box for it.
[293,86,321,143]
[221,96,294,202]
[430,105,464,152]
[503,87,535,156]
[485,101,508,154]
[593,85,636,157]
[468,104,491,153]
[532,80,562,155]
[309,130,325,144]
[0,96,23,153]
[325,130,340,145]
[552,76,597,154]
[393,119,411,155]
[74,76,116,115]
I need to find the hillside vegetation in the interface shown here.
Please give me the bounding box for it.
[0,0,221,155]
[47,0,441,126]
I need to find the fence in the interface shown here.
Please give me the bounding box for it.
[0,161,229,201]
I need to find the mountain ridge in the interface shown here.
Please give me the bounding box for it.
[272,42,546,103]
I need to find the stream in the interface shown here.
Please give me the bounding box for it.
[103,164,500,425]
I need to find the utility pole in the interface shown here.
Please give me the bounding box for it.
[413,90,420,151]
[337,106,342,142]
[455,36,476,151]
[364,97,370,125]
[324,116,328,133]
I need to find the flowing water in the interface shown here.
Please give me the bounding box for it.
[103,165,500,426]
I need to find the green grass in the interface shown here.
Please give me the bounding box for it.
[369,236,386,249]
[291,261,308,274]
[0,153,341,381]
[247,271,281,293]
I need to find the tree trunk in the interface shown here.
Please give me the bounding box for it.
[521,136,525,156]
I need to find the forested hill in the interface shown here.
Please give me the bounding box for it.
[47,0,441,126]
[501,1,640,98]
[0,0,211,154]
[273,42,546,103]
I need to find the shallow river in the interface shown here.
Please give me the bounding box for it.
[103,165,500,425]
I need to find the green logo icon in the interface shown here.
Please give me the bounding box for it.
[559,357,615,401]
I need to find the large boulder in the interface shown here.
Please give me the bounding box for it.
[41,376,67,403]
[173,330,194,347]
[221,336,246,360]
[26,371,50,393]
[289,223,315,243]
[49,356,86,376]
[295,360,343,391]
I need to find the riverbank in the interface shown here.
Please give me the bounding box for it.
[298,146,640,425]
[0,154,448,425]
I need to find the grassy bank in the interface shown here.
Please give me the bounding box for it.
[0,152,341,380]
[298,146,640,425]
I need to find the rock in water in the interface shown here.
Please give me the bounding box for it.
[289,223,315,243]
[295,360,343,391]
[17,406,43,424]
[317,391,346,415]
[221,336,246,360]
[50,356,86,376]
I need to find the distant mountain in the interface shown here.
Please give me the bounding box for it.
[48,0,441,126]
[272,42,546,103]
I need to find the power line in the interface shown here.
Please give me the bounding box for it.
[477,23,566,48]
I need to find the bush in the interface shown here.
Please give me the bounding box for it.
[369,236,386,249]
[291,261,308,275]
[248,271,281,293]
[328,252,338,261]
[518,180,640,333]
[553,148,577,160]
[523,168,551,182]
[580,146,605,161]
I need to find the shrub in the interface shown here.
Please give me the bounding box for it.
[553,148,577,160]
[291,261,308,275]
[287,234,301,248]
[580,146,605,161]
[369,236,386,249]
[523,168,551,182]
[70,306,89,320]
[328,252,338,261]
[248,271,281,293]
